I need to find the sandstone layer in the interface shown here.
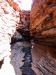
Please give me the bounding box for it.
[30,0,56,46]
[0,0,32,75]
[31,43,56,75]
[30,0,56,75]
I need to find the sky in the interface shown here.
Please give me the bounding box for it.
[14,0,33,10]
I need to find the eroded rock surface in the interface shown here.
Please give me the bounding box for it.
[17,10,31,41]
[0,0,56,75]
[30,0,56,75]
[6,0,31,41]
[30,0,56,46]
[0,0,19,61]
[31,43,56,75]
[6,0,21,12]
[0,0,32,74]
[0,0,20,75]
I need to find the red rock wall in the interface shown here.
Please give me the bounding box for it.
[31,43,56,75]
[6,0,21,11]
[30,0,56,46]
[30,0,56,75]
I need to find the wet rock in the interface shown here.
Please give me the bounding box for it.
[30,0,56,46]
[20,46,36,75]
[23,47,31,53]
[11,41,31,75]
[11,42,25,75]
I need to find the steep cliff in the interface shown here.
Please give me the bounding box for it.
[30,0,56,46]
[0,0,19,61]
[30,0,56,75]
[31,43,56,75]
[0,0,32,75]
[0,0,21,75]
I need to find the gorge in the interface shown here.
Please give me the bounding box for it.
[0,0,56,75]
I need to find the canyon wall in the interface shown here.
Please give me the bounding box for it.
[0,0,20,74]
[0,0,30,62]
[30,0,56,46]
[0,0,56,75]
[30,0,56,75]
[0,0,19,61]
[0,0,31,75]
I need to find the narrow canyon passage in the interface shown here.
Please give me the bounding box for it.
[0,0,56,75]
[0,0,36,75]
[10,10,36,75]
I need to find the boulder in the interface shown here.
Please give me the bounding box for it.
[30,0,56,46]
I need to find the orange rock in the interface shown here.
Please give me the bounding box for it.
[31,43,56,75]
[30,0,56,46]
[6,0,21,11]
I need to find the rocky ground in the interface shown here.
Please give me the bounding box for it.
[11,41,31,75]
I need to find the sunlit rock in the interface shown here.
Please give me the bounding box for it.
[0,0,19,62]
[6,0,32,11]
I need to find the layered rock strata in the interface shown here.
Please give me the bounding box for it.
[30,0,56,75]
[31,43,56,75]
[30,0,56,46]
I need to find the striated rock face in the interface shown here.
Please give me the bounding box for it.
[30,0,56,46]
[6,0,21,12]
[31,43,56,75]
[30,0,56,75]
